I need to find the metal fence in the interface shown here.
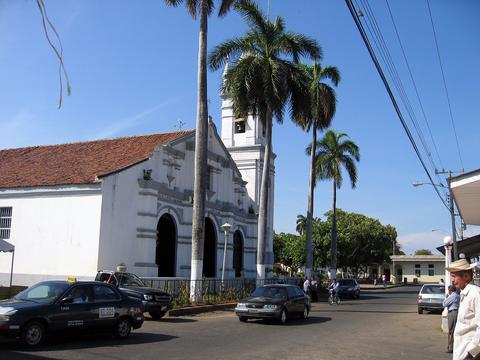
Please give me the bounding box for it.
[141,277,300,306]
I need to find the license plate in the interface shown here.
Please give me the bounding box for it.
[249,309,260,313]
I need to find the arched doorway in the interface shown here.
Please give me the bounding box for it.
[203,218,216,277]
[233,230,244,278]
[156,213,177,277]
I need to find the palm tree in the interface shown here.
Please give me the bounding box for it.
[209,0,320,279]
[312,130,359,280]
[298,63,340,279]
[163,0,235,302]
[296,214,307,236]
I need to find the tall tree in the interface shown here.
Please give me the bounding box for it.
[296,214,307,235]
[298,62,340,279]
[312,130,360,280]
[163,0,235,302]
[209,0,320,279]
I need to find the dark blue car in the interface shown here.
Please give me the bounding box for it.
[0,279,144,346]
[337,279,361,299]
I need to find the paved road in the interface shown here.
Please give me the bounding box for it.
[1,286,450,360]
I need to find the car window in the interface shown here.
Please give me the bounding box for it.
[94,285,121,302]
[116,273,145,287]
[286,286,297,298]
[294,287,305,297]
[421,285,444,294]
[15,282,70,304]
[64,285,93,304]
[97,272,118,286]
[339,279,355,286]
[252,286,288,299]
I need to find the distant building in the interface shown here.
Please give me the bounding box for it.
[390,255,445,284]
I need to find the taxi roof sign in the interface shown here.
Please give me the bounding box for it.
[67,276,77,283]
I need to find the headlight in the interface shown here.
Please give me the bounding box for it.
[236,303,247,309]
[263,304,278,310]
[144,294,154,301]
[128,306,142,315]
[0,315,11,321]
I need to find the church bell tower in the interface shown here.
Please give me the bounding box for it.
[220,64,275,276]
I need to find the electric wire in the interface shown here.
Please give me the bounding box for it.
[344,0,450,212]
[358,0,447,190]
[361,0,443,185]
[385,0,445,173]
[426,0,464,170]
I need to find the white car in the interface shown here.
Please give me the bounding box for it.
[417,284,445,314]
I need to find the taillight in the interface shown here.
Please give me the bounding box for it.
[417,295,422,301]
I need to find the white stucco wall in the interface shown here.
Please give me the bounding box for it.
[98,127,258,279]
[0,186,102,286]
[393,260,445,283]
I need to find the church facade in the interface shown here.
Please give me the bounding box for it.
[0,99,275,286]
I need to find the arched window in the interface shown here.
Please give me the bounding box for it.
[156,213,177,277]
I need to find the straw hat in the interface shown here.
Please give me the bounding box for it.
[446,259,477,272]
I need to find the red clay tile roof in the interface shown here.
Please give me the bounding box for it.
[0,130,194,189]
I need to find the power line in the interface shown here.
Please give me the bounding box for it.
[344,0,450,212]
[426,0,464,170]
[385,0,445,172]
[357,0,446,188]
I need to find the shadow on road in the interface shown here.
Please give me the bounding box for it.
[248,316,332,327]
[0,332,177,353]
[320,309,417,314]
[146,317,197,323]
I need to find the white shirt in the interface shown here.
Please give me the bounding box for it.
[454,283,480,360]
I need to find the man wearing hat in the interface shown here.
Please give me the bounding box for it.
[446,259,480,360]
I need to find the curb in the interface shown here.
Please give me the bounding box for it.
[169,303,237,316]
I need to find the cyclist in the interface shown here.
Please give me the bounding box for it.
[328,279,340,304]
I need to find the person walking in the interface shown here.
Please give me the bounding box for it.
[443,284,460,354]
[446,259,480,360]
[382,274,387,288]
[303,278,311,297]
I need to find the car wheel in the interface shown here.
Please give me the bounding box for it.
[279,309,288,325]
[301,306,309,320]
[114,317,132,339]
[21,321,45,347]
[149,311,167,320]
[355,291,360,299]
[418,307,423,314]
[239,316,248,322]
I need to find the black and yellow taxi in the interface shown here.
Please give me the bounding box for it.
[0,277,144,346]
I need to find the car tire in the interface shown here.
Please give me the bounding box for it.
[301,306,309,320]
[279,309,288,325]
[418,307,423,314]
[114,317,132,339]
[355,291,360,299]
[149,311,167,320]
[20,321,46,347]
[239,316,248,322]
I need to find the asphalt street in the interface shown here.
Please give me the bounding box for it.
[1,286,451,360]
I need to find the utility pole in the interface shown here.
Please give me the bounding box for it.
[436,169,461,261]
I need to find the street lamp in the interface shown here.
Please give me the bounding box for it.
[413,181,458,260]
[221,222,232,289]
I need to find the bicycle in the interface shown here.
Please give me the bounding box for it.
[328,289,341,305]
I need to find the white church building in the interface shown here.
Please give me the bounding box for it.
[0,96,275,286]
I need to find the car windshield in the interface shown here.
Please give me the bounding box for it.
[116,273,145,287]
[339,280,355,286]
[14,282,70,304]
[421,285,445,294]
[251,286,287,299]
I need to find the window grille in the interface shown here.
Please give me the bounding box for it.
[0,207,12,239]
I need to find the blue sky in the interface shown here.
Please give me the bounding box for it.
[1,0,479,255]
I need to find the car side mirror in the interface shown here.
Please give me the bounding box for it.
[59,296,74,304]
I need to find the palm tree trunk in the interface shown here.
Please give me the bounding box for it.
[257,108,273,280]
[330,179,337,280]
[305,122,317,279]
[190,1,208,303]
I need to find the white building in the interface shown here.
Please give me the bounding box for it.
[390,255,445,284]
[0,99,275,286]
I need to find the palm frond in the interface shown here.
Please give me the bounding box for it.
[234,0,268,34]
[218,0,236,16]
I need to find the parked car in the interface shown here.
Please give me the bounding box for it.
[0,279,144,346]
[95,270,173,319]
[234,284,310,324]
[336,279,361,299]
[417,284,445,314]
